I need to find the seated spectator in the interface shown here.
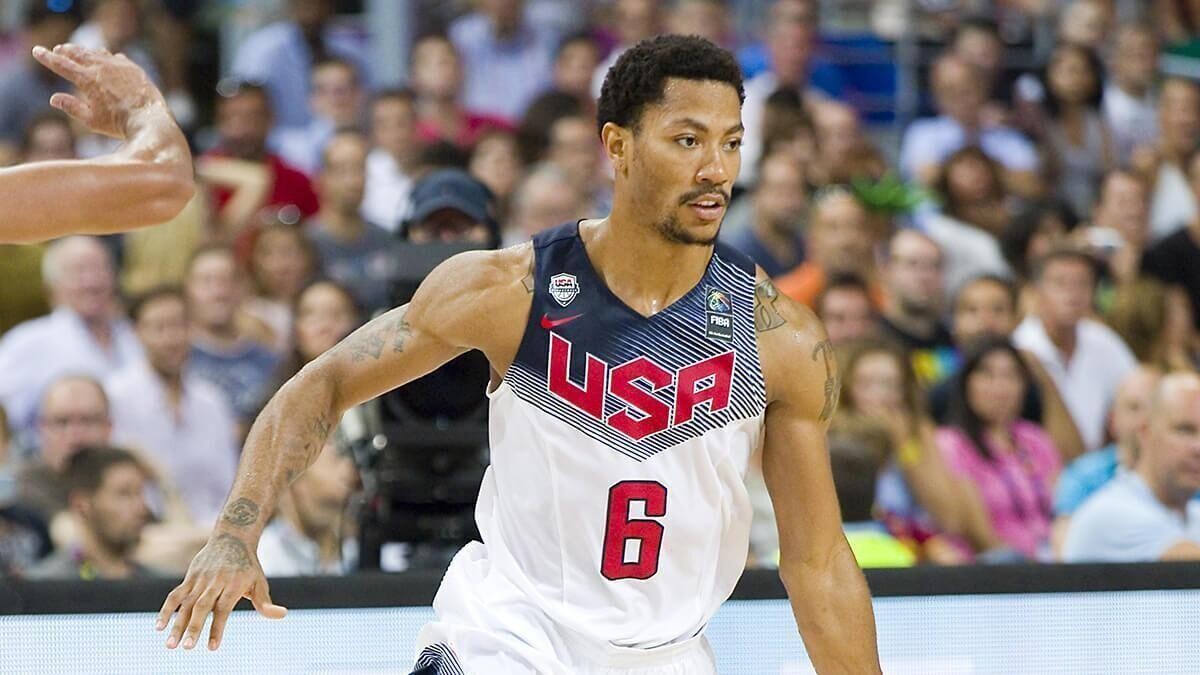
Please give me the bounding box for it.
[0,237,142,439]
[1075,169,1150,293]
[1142,146,1200,329]
[1014,249,1138,451]
[590,0,663,101]
[407,169,501,248]
[723,151,808,278]
[920,146,1013,296]
[838,339,978,564]
[938,336,1062,561]
[411,34,513,150]
[185,245,279,434]
[362,89,419,233]
[245,223,317,354]
[274,58,366,177]
[70,0,160,87]
[755,89,816,182]
[814,272,877,346]
[948,17,1011,123]
[0,405,52,578]
[1064,372,1200,562]
[1105,280,1200,372]
[0,3,80,162]
[1133,77,1200,242]
[1055,0,1111,51]
[517,91,585,167]
[1103,23,1159,166]
[107,288,238,526]
[468,130,524,227]
[305,129,398,313]
[808,101,885,189]
[877,230,957,387]
[27,446,153,580]
[258,439,358,577]
[1054,365,1161,554]
[666,0,731,47]
[1001,200,1079,285]
[828,432,916,569]
[900,54,1041,200]
[545,114,607,214]
[551,33,600,110]
[775,187,880,307]
[274,280,362,388]
[505,164,586,246]
[230,0,371,131]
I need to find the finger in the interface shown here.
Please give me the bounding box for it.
[182,587,220,650]
[54,43,101,65]
[207,590,240,651]
[248,577,288,619]
[49,93,93,123]
[167,591,199,649]
[156,583,190,631]
[31,46,87,83]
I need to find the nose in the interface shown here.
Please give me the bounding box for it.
[696,145,730,187]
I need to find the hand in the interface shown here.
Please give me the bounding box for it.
[156,532,287,651]
[32,43,168,139]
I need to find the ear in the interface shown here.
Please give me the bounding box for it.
[69,491,90,520]
[600,121,630,176]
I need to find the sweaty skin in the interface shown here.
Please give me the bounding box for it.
[159,77,880,672]
[0,44,193,243]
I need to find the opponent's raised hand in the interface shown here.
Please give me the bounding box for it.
[32,43,168,139]
[156,532,287,651]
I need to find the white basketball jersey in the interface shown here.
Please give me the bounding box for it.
[428,221,768,657]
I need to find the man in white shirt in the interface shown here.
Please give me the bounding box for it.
[0,237,142,440]
[1013,249,1138,451]
[362,89,418,232]
[106,287,238,526]
[1103,23,1159,167]
[1064,372,1200,562]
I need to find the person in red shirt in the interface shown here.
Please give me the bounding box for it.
[409,34,513,150]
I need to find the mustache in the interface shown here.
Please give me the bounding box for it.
[678,185,730,206]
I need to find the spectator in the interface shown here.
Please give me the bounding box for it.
[106,287,238,526]
[517,91,585,167]
[258,439,358,576]
[404,169,499,248]
[0,237,142,439]
[1142,146,1200,328]
[200,81,319,243]
[1056,0,1113,52]
[1063,372,1200,562]
[1014,249,1138,451]
[551,33,600,108]
[1156,0,1200,44]
[877,229,957,387]
[362,89,419,233]
[828,433,916,569]
[814,273,877,346]
[0,404,52,578]
[16,376,112,524]
[305,130,397,313]
[949,17,1010,120]
[1134,77,1200,242]
[449,0,559,122]
[410,34,512,150]
[775,187,879,307]
[757,89,816,181]
[808,101,882,189]
[185,245,279,434]
[468,130,523,228]
[920,146,1013,296]
[0,3,80,162]
[1106,279,1200,372]
[21,110,75,162]
[1001,200,1079,284]
[739,0,844,184]
[1077,169,1150,290]
[838,339,978,563]
[506,163,585,246]
[69,0,159,86]
[938,336,1062,561]
[1103,23,1160,166]
[274,58,366,177]
[274,280,361,387]
[27,446,152,580]
[230,0,371,130]
[665,0,730,46]
[546,114,606,213]
[1054,366,1161,551]
[900,54,1041,200]
[1036,44,1112,220]
[724,151,808,277]
[246,223,317,354]
[590,0,663,100]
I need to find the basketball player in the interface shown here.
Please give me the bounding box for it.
[1,44,193,243]
[158,36,881,674]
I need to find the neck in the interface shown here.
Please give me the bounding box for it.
[78,526,133,578]
[1116,440,1136,467]
[1116,79,1148,98]
[985,423,1014,450]
[153,366,185,407]
[884,300,936,338]
[319,208,365,240]
[192,321,239,347]
[583,211,712,317]
[1136,461,1191,512]
[1042,319,1077,357]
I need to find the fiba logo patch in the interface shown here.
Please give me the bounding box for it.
[550,273,580,307]
[705,287,733,342]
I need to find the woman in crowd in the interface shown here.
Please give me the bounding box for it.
[274,279,362,387]
[245,223,317,354]
[1106,278,1200,373]
[1037,44,1112,220]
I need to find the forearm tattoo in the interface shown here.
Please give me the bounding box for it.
[347,306,411,362]
[221,497,260,528]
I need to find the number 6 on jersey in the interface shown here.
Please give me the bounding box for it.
[601,481,668,580]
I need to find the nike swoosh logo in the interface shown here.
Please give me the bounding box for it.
[541,313,584,330]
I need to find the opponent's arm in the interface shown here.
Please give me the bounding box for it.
[157,246,531,651]
[1,44,192,243]
[755,274,882,674]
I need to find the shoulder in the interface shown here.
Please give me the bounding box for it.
[0,314,54,350]
[1078,319,1136,357]
[1073,474,1156,525]
[753,270,837,419]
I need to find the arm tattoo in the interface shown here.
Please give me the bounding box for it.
[521,255,535,293]
[347,323,387,362]
[754,279,787,333]
[201,533,252,571]
[280,412,336,485]
[347,307,410,361]
[221,497,260,528]
[392,308,412,353]
[812,339,839,421]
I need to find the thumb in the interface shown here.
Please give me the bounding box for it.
[248,578,288,619]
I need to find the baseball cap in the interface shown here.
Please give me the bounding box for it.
[406,169,494,228]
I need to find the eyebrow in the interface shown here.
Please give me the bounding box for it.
[669,118,744,135]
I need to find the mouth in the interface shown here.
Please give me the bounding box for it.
[686,194,727,221]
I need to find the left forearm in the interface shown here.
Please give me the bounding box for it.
[781,542,881,674]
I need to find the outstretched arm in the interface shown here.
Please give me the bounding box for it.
[1,44,193,243]
[755,274,882,674]
[157,246,531,651]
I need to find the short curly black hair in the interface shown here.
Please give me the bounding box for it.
[597,35,744,135]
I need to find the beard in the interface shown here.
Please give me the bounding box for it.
[652,213,719,246]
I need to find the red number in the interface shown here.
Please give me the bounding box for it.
[601,481,667,580]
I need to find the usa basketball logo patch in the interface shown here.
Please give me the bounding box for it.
[705,287,733,341]
[549,273,580,307]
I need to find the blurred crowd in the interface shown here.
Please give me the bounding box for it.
[3,0,1200,581]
